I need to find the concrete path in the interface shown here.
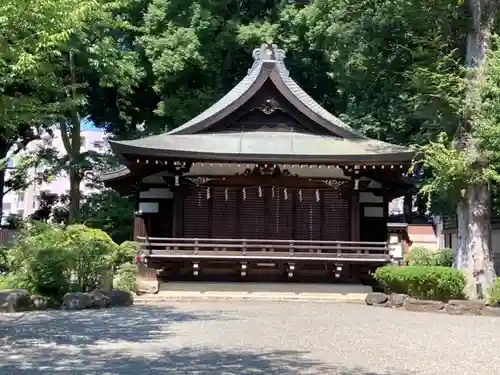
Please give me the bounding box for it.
[1,300,499,374]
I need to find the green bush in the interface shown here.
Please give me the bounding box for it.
[405,247,453,267]
[111,241,140,271]
[64,224,118,292]
[114,262,137,293]
[374,265,466,300]
[0,245,9,275]
[0,274,14,290]
[6,222,119,298]
[489,277,500,306]
[8,223,73,297]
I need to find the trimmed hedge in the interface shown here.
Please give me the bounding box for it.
[374,265,466,300]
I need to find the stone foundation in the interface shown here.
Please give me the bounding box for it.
[365,292,500,316]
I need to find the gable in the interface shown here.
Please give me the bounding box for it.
[201,80,342,137]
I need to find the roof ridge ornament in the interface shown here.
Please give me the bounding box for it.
[248,44,289,76]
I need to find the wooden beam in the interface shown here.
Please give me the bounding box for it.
[350,188,361,242]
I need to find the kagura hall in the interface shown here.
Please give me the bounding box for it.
[102,44,416,290]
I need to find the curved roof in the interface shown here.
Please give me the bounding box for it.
[164,44,364,138]
[110,131,413,164]
[103,44,414,182]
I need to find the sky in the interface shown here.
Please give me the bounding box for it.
[81,117,104,132]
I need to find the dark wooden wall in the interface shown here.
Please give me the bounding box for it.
[183,185,349,241]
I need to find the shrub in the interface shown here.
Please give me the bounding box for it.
[114,263,137,293]
[7,222,119,298]
[374,265,466,300]
[0,274,14,290]
[8,223,73,297]
[405,247,453,267]
[111,241,140,271]
[489,277,500,306]
[0,245,9,275]
[63,225,119,292]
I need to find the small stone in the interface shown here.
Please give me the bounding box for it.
[389,293,407,308]
[103,289,134,307]
[445,300,485,316]
[365,292,388,306]
[482,307,500,317]
[86,290,111,309]
[0,289,32,313]
[62,292,91,310]
[404,298,444,313]
[31,294,58,310]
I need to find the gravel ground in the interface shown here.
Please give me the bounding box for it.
[0,301,499,375]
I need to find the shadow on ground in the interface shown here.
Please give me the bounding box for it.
[0,305,412,375]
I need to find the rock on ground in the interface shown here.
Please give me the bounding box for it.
[0,289,32,313]
[86,290,111,309]
[404,298,445,313]
[62,292,91,310]
[364,292,388,305]
[105,289,134,307]
[30,294,58,310]
[388,293,407,307]
[445,300,485,315]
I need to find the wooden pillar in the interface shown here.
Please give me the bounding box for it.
[172,186,185,237]
[403,192,413,223]
[133,213,147,240]
[350,188,360,242]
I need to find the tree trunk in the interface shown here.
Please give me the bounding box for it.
[454,198,469,269]
[0,167,5,220]
[456,185,496,298]
[454,0,498,298]
[0,142,9,220]
[68,169,81,224]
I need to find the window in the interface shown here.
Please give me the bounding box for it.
[2,202,11,212]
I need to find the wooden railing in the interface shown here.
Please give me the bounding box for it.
[136,237,391,263]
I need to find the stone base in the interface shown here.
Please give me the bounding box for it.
[136,263,159,294]
[445,300,485,315]
[365,292,500,317]
[404,298,445,313]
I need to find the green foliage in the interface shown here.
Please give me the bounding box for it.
[7,222,118,297]
[78,190,135,244]
[405,247,453,267]
[374,265,466,300]
[489,277,500,306]
[417,34,500,213]
[111,241,140,271]
[7,222,73,297]
[0,274,14,290]
[0,246,9,274]
[64,224,118,292]
[114,262,137,293]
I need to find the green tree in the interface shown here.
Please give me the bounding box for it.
[4,0,145,223]
[0,0,96,216]
[417,0,499,298]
